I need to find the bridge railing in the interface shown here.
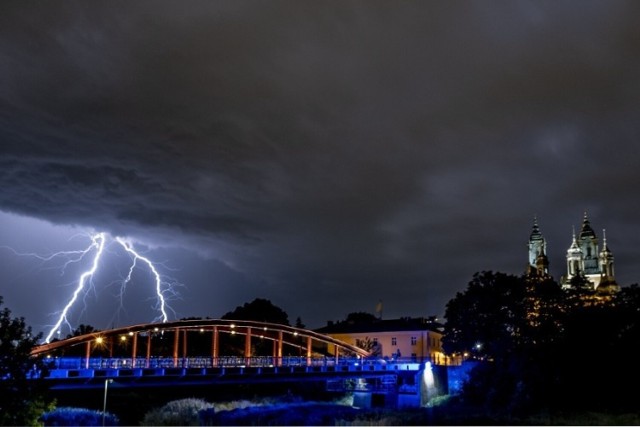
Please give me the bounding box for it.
[43,355,352,370]
[39,356,424,372]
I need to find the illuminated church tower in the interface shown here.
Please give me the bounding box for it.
[525,217,550,278]
[560,212,618,292]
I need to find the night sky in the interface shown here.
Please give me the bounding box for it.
[2,1,640,339]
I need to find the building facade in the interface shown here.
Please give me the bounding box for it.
[526,213,618,292]
[315,317,457,366]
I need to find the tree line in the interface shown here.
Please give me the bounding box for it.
[442,271,640,415]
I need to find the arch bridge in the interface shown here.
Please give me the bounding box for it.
[32,319,371,370]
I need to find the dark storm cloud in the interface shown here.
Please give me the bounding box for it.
[2,1,640,328]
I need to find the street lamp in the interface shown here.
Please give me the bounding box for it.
[102,379,113,426]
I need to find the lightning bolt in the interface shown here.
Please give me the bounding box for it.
[13,232,181,343]
[44,232,107,343]
[115,237,170,323]
[2,234,103,276]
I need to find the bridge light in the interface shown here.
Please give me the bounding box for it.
[154,327,159,332]
[128,332,134,336]
[263,327,268,331]
[199,328,204,333]
[293,332,298,336]
[230,324,236,329]
[231,330,236,335]
[95,337,104,344]
[120,336,126,342]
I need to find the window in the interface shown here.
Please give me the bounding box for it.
[391,337,397,346]
[411,336,417,345]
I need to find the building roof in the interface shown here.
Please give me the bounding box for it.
[529,217,544,241]
[579,212,597,239]
[314,316,444,335]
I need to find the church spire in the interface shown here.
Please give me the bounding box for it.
[527,215,548,276]
[602,229,610,251]
[579,211,596,239]
[529,215,543,241]
[597,228,617,292]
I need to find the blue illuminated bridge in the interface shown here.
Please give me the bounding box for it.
[29,319,435,404]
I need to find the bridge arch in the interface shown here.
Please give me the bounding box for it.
[31,319,370,368]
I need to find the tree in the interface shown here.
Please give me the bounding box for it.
[0,296,54,426]
[344,312,378,324]
[443,271,640,414]
[66,323,97,338]
[442,271,527,360]
[222,298,290,326]
[221,298,291,356]
[442,272,567,413]
[355,336,382,357]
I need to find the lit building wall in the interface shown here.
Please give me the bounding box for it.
[324,329,453,365]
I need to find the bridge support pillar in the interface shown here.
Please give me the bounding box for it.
[306,336,312,366]
[211,326,219,367]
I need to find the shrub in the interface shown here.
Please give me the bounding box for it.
[40,407,119,426]
[141,398,214,426]
[203,402,361,426]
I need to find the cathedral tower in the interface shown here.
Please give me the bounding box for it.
[526,216,549,277]
[561,212,618,291]
[577,212,599,275]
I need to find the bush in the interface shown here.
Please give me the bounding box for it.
[202,402,362,426]
[40,407,119,426]
[141,398,214,426]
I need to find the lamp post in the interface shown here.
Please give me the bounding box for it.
[102,379,113,426]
